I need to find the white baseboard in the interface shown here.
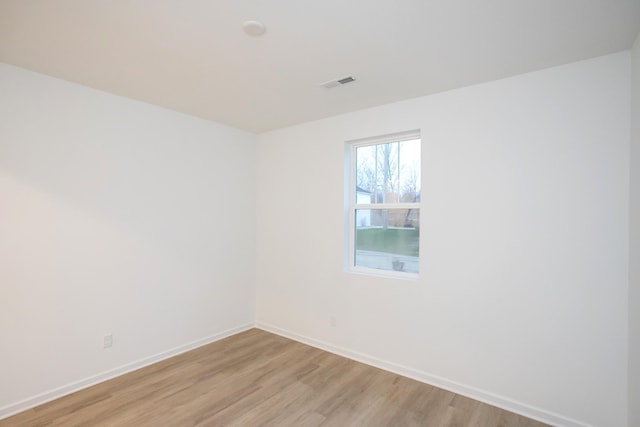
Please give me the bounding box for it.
[0,322,254,421]
[256,321,591,427]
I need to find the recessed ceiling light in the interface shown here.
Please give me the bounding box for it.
[243,20,266,37]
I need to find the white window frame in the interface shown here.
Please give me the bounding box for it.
[345,130,421,279]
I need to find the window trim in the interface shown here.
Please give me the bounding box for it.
[345,130,421,279]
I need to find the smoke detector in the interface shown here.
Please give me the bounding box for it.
[243,20,266,36]
[320,76,356,89]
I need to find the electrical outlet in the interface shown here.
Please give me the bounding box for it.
[330,316,337,327]
[103,334,113,349]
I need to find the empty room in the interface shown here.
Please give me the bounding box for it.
[1,1,639,426]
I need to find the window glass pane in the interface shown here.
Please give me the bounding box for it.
[355,145,375,203]
[355,139,420,205]
[398,139,421,203]
[355,209,419,273]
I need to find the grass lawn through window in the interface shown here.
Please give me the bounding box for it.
[355,228,419,257]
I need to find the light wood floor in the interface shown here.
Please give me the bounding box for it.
[1,329,549,427]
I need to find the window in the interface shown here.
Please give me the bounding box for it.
[346,130,421,277]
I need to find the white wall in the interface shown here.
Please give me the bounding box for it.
[0,63,257,416]
[256,52,630,427]
[629,33,640,427]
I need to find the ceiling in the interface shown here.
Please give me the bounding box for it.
[1,1,639,133]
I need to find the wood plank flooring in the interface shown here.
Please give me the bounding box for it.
[1,329,549,426]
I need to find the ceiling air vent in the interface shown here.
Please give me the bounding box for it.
[321,76,356,89]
